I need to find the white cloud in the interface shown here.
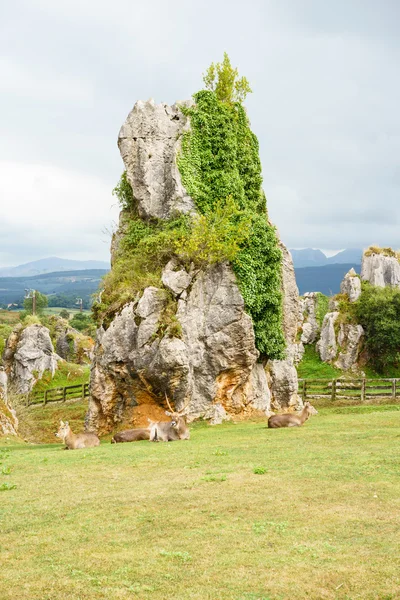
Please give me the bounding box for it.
[0,161,119,266]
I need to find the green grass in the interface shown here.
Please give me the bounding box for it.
[297,345,343,379]
[1,406,399,599]
[298,344,400,380]
[32,362,90,394]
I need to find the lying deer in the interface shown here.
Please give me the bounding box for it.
[149,394,190,442]
[111,428,150,443]
[268,402,318,429]
[55,420,100,449]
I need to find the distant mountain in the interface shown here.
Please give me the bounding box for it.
[0,257,110,277]
[326,248,363,264]
[295,263,361,296]
[290,248,362,269]
[289,248,328,268]
[0,269,109,308]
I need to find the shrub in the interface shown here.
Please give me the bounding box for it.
[354,283,400,372]
[112,171,137,212]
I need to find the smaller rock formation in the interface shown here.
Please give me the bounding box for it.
[55,322,94,364]
[0,368,18,436]
[340,268,361,302]
[316,312,339,362]
[267,244,302,410]
[361,249,400,288]
[334,324,364,371]
[3,324,60,394]
[299,292,320,344]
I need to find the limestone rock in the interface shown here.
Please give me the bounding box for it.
[335,324,364,371]
[161,259,194,296]
[3,324,60,395]
[267,245,302,408]
[340,268,361,302]
[361,252,400,288]
[299,292,320,344]
[316,312,339,362]
[0,368,18,436]
[267,359,301,411]
[88,98,300,430]
[87,263,273,433]
[118,98,195,220]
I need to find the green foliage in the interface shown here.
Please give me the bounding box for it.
[178,89,284,358]
[69,313,96,337]
[0,323,12,358]
[315,293,329,327]
[354,284,400,373]
[112,171,136,212]
[203,52,252,104]
[23,291,48,315]
[59,309,70,320]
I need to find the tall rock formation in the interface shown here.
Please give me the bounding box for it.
[361,249,400,288]
[340,268,361,302]
[2,324,60,395]
[87,97,300,433]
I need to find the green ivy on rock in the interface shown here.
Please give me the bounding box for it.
[177,90,285,358]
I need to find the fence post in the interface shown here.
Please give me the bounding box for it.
[81,383,84,399]
[302,380,307,402]
[331,379,336,402]
[392,379,396,399]
[43,390,48,406]
[361,378,366,402]
[63,386,67,402]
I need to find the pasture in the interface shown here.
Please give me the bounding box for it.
[1,406,399,600]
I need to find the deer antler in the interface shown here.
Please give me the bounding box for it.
[178,395,190,415]
[164,392,174,413]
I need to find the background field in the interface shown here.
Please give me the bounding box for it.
[1,407,399,600]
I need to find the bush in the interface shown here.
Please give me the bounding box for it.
[354,284,400,372]
[70,313,96,337]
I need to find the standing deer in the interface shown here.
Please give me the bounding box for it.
[149,394,190,442]
[55,420,100,449]
[268,402,318,429]
[111,428,150,443]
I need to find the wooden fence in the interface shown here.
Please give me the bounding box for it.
[27,383,90,407]
[298,378,400,405]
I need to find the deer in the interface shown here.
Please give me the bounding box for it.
[111,428,150,443]
[55,420,100,449]
[149,394,190,442]
[267,402,318,429]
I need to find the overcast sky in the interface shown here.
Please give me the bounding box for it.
[1,0,399,267]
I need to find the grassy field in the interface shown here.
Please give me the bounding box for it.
[1,405,399,600]
[43,307,91,316]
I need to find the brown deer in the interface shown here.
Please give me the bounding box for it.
[268,402,318,429]
[111,428,150,443]
[55,420,100,449]
[149,394,190,442]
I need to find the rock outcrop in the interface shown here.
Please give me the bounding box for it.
[87,98,300,432]
[361,250,400,288]
[3,324,60,394]
[299,292,320,344]
[334,324,364,371]
[0,368,18,436]
[55,324,94,364]
[118,98,195,220]
[340,268,361,302]
[88,262,273,432]
[267,244,302,410]
[316,312,339,362]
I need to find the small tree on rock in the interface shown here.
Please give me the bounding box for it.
[203,52,252,104]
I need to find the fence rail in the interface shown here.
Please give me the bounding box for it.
[27,382,89,407]
[298,378,400,406]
